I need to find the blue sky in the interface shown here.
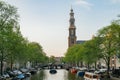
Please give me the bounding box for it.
[4,0,120,57]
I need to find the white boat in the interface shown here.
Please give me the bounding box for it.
[84,72,100,80]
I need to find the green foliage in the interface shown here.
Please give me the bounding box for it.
[64,18,120,70]
[64,38,101,67]
[82,39,101,65]
[0,1,48,74]
[0,0,20,74]
[49,55,55,63]
[96,19,120,72]
[64,45,77,63]
[26,42,47,63]
[97,20,120,60]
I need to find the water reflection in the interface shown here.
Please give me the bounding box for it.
[31,70,45,80]
[25,69,82,80]
[43,69,68,80]
[67,71,83,80]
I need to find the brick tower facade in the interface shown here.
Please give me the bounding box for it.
[68,8,77,47]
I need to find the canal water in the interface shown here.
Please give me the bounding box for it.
[25,69,81,80]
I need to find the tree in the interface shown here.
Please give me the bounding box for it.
[75,44,84,67]
[0,1,49,74]
[110,19,120,58]
[82,38,102,69]
[64,44,84,67]
[97,19,120,76]
[0,0,19,75]
[24,42,48,67]
[64,45,77,66]
[64,36,103,69]
[6,27,25,70]
[49,56,55,64]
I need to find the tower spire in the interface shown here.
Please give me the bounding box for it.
[68,8,76,47]
[71,5,73,11]
[69,7,75,27]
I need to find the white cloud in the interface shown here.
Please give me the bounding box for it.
[111,0,120,3]
[74,0,93,10]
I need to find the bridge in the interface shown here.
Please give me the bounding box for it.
[39,63,71,70]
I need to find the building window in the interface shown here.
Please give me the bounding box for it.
[112,60,114,64]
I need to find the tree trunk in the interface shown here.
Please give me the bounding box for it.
[95,62,97,70]
[81,61,83,67]
[107,56,110,78]
[0,52,3,75]
[10,56,13,70]
[0,60,3,75]
[88,62,90,70]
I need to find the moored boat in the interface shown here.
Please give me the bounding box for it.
[49,69,57,74]
[70,68,77,74]
[25,72,31,77]
[84,72,100,80]
[29,68,37,75]
[77,71,85,77]
[17,74,25,79]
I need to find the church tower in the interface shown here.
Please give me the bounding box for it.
[68,8,77,47]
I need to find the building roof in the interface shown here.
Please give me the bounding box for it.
[76,40,86,44]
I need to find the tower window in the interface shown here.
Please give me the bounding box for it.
[71,30,74,36]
